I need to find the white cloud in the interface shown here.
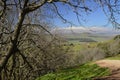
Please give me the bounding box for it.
[52,26,120,35]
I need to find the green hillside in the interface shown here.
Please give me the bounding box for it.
[36,63,110,80]
[36,54,120,80]
[63,33,113,43]
[36,35,120,80]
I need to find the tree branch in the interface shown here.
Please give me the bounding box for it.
[24,0,47,13]
[17,49,33,70]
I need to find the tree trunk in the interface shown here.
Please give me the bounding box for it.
[0,11,26,72]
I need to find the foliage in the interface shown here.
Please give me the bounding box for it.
[97,42,110,56]
[114,35,120,40]
[65,35,120,67]
[97,35,120,57]
[0,25,70,80]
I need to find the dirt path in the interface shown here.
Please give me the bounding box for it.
[94,60,120,80]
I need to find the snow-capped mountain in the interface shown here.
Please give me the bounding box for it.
[52,26,120,35]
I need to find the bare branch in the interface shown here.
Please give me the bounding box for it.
[22,23,53,37]
[17,49,33,70]
[0,0,7,19]
[24,0,47,13]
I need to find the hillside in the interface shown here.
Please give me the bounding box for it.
[62,32,114,43]
[35,35,120,80]
[36,55,120,80]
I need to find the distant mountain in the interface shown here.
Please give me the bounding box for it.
[51,27,120,42]
[52,26,120,36]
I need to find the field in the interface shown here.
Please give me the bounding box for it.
[61,32,113,52]
[64,42,97,52]
[63,32,113,44]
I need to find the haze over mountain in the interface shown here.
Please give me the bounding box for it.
[52,26,120,36]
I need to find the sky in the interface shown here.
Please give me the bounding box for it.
[52,1,114,29]
[53,7,110,28]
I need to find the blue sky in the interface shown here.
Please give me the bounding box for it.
[53,7,111,28]
[85,8,109,27]
[52,2,113,28]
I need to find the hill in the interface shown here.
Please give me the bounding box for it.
[36,54,120,80]
[63,32,113,43]
[52,27,120,43]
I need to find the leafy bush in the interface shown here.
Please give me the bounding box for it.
[71,47,105,64]
[97,36,120,57]
[97,42,110,56]
[108,39,120,56]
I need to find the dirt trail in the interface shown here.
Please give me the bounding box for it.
[94,60,120,80]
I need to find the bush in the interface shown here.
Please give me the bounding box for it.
[108,39,120,56]
[97,38,120,57]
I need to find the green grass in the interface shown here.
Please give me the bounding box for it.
[71,44,86,51]
[63,44,89,52]
[106,54,120,60]
[64,42,98,52]
[36,63,110,80]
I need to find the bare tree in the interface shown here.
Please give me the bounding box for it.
[0,0,120,80]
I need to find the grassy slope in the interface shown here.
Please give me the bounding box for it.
[36,63,110,80]
[36,54,120,80]
[106,54,120,60]
[36,36,119,80]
